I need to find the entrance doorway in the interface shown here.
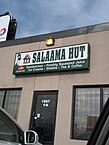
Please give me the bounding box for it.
[29,91,58,145]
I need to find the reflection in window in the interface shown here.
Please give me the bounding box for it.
[73,86,109,140]
[0,89,21,120]
[0,110,18,142]
[0,91,5,106]
[103,88,109,105]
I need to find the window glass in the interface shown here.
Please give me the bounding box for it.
[0,89,21,120]
[0,91,5,107]
[4,90,21,120]
[0,110,18,142]
[73,88,100,140]
[103,88,109,105]
[73,86,109,140]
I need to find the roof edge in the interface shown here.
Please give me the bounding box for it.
[0,22,109,48]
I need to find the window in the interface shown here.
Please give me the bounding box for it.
[72,86,109,140]
[0,89,21,120]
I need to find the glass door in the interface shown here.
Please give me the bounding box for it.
[29,91,58,145]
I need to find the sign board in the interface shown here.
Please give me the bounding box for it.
[0,15,10,42]
[13,43,90,75]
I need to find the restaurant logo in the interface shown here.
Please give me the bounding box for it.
[13,43,90,75]
[0,15,10,42]
[0,28,6,36]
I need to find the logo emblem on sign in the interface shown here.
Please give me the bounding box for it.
[0,28,6,36]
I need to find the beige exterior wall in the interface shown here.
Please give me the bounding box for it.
[0,30,109,145]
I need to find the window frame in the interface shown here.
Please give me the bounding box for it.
[72,85,109,140]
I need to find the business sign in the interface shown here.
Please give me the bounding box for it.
[13,43,90,75]
[0,15,10,42]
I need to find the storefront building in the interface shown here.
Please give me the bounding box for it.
[0,22,109,145]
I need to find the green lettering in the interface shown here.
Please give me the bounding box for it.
[55,49,61,60]
[61,49,65,60]
[32,53,36,63]
[69,47,73,59]
[80,46,85,57]
[74,47,79,58]
[50,50,54,61]
[37,52,40,62]
[46,51,49,61]
[41,51,45,62]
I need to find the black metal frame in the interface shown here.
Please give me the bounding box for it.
[71,85,109,140]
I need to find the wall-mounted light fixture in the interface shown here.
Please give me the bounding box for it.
[45,37,55,46]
